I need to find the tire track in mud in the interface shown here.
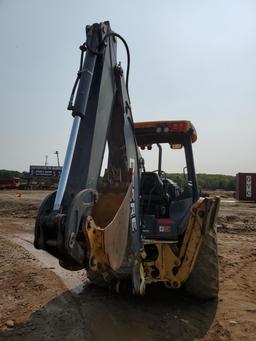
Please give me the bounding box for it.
[1,191,256,340]
[0,230,217,341]
[1,284,218,341]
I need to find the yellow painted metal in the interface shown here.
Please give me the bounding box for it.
[143,243,181,288]
[175,197,220,282]
[83,178,220,291]
[84,216,109,272]
[142,196,220,287]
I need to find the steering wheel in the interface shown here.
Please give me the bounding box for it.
[152,170,167,179]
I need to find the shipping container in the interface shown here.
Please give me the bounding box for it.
[0,178,20,189]
[236,173,256,201]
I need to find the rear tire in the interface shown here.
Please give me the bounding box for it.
[185,229,219,300]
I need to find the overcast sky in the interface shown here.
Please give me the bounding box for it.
[0,0,255,175]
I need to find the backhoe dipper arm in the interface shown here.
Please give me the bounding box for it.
[34,22,141,278]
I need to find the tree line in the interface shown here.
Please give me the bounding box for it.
[167,173,235,191]
[1,169,236,191]
[0,169,25,179]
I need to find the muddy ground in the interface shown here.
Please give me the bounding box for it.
[0,190,255,340]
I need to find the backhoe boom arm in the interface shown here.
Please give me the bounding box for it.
[34,22,141,289]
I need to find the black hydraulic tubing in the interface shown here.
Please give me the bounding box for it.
[157,143,162,176]
[103,32,130,100]
[53,48,98,211]
[72,50,98,118]
[184,137,199,201]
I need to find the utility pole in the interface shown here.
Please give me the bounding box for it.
[54,151,60,167]
[45,155,48,166]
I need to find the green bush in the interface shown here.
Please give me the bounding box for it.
[0,169,24,179]
[167,173,235,191]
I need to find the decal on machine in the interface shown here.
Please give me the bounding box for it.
[130,158,137,231]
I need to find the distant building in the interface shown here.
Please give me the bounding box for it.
[29,165,62,177]
[28,165,62,189]
[0,178,20,189]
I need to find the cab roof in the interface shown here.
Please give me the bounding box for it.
[134,120,197,148]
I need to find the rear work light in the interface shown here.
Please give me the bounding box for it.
[155,121,189,134]
[169,121,188,132]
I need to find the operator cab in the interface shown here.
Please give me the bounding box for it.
[134,120,198,241]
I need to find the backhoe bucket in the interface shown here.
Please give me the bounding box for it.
[84,184,132,272]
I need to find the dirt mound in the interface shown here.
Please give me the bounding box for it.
[217,215,256,234]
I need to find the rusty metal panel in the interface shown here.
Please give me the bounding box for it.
[236,173,256,201]
[103,184,132,271]
[90,184,132,271]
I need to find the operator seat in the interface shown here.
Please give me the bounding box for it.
[140,172,164,198]
[140,172,165,217]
